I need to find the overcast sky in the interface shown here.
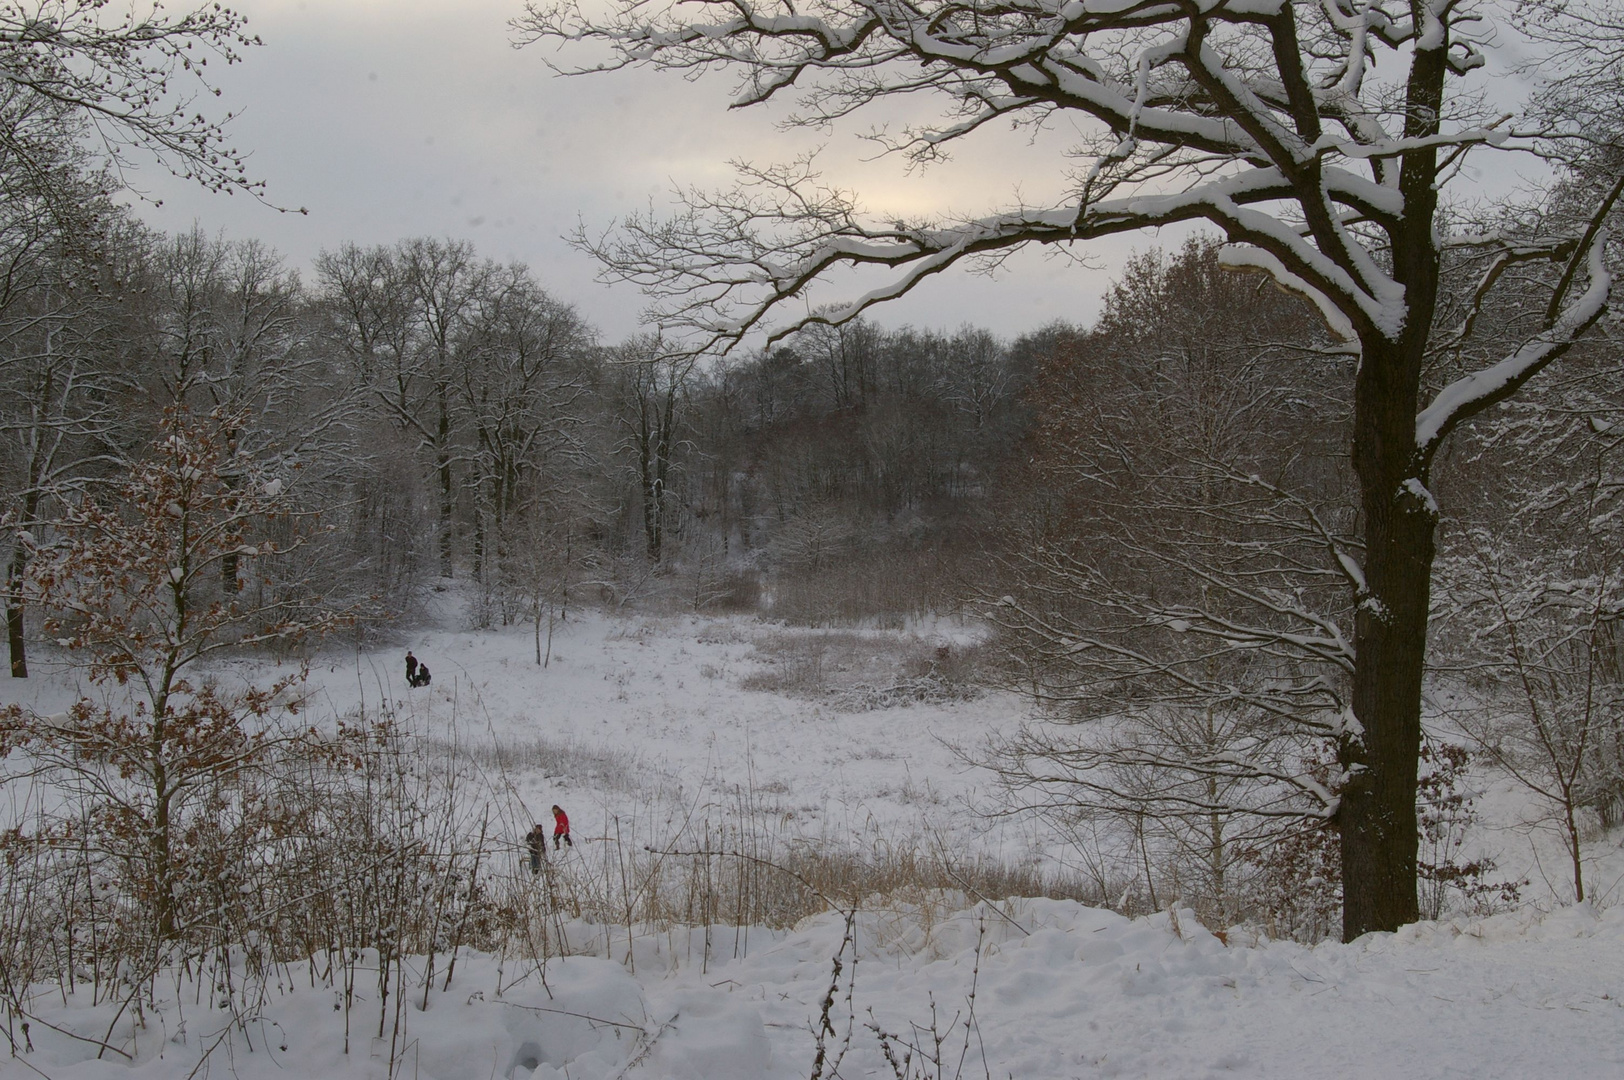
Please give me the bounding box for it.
[129,0,1543,347]
[124,0,1166,344]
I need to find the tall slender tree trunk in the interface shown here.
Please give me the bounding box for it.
[149,659,180,939]
[152,747,177,939]
[6,547,27,679]
[8,487,42,678]
[638,388,663,564]
[490,471,506,618]
[1564,796,1585,903]
[639,453,655,563]
[220,428,241,593]
[437,387,454,579]
[652,379,678,563]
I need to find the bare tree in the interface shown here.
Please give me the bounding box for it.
[935,327,1014,438]
[0,0,287,204]
[311,243,431,604]
[1517,0,1624,141]
[316,239,495,582]
[793,317,881,411]
[0,111,117,675]
[455,264,599,620]
[517,0,1620,938]
[1432,366,1624,903]
[610,336,696,565]
[127,229,354,597]
[983,240,1352,919]
[0,250,124,678]
[400,239,490,580]
[0,0,287,679]
[0,92,136,679]
[21,409,350,940]
[1435,541,1614,905]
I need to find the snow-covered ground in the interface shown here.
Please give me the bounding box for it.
[13,897,1624,1079]
[5,608,1624,1079]
[361,610,1035,859]
[2,608,1049,865]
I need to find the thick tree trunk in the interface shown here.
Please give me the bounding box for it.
[1338,33,1447,939]
[1342,331,1436,940]
[1339,518,1431,938]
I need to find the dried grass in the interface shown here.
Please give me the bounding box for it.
[740,628,988,710]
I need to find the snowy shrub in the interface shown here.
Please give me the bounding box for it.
[1241,742,1523,939]
[1416,743,1524,920]
[1241,816,1343,944]
[429,733,655,800]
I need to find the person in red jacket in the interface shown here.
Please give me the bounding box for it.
[551,804,572,849]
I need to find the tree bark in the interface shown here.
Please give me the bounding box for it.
[220,428,242,594]
[6,547,26,679]
[1341,329,1436,938]
[7,486,43,678]
[1336,30,1449,939]
[438,386,454,579]
[639,393,662,564]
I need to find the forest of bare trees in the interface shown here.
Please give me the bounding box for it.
[1,215,1045,651]
[2,0,1623,975]
[7,188,1621,936]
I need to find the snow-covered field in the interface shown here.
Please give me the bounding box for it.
[5,609,1624,1079]
[5,608,1037,859]
[286,609,1040,865]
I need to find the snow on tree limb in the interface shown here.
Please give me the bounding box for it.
[583,159,1416,353]
[1415,227,1615,464]
[1217,244,1358,342]
[521,0,1548,356]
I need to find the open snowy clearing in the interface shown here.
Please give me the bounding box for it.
[7,607,1618,902]
[4,609,1050,870]
[5,610,1624,1079]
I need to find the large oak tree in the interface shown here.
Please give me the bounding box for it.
[517,0,1621,937]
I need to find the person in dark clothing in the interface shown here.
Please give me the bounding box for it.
[526,823,547,873]
[551,805,572,849]
[415,664,431,687]
[405,651,419,685]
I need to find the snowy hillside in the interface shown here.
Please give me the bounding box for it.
[8,608,1611,907]
[13,896,1624,1079]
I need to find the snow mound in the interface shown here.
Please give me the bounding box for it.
[17,898,1624,1079]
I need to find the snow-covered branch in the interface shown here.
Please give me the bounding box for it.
[522,0,1529,356]
[1416,223,1615,465]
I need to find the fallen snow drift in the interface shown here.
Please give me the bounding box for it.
[18,898,1624,1079]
